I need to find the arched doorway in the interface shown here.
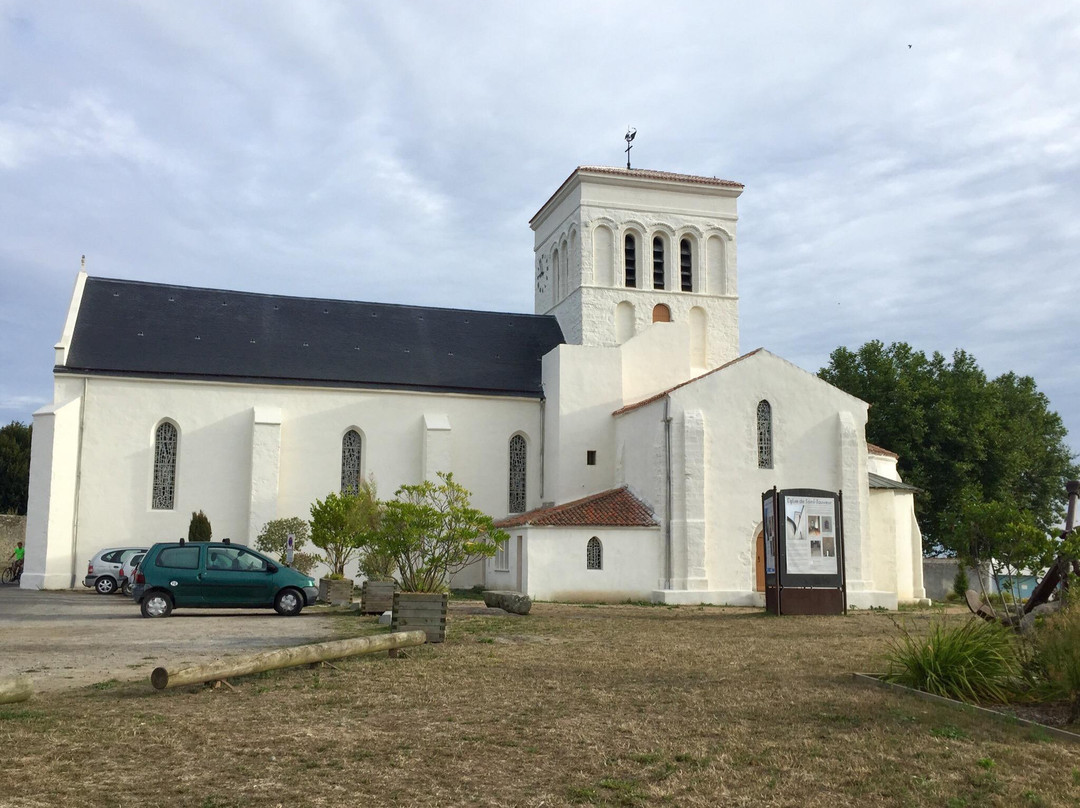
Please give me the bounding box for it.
[754,528,765,591]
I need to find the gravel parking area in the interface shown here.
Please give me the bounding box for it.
[0,586,345,693]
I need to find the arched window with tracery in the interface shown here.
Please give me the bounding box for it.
[680,238,694,292]
[757,400,773,469]
[152,421,178,510]
[587,537,603,570]
[624,234,637,288]
[341,430,362,495]
[508,434,527,513]
[652,236,665,290]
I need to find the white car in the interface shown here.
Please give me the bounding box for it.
[83,547,147,595]
[119,552,145,596]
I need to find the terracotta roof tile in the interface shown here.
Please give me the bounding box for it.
[576,165,744,189]
[867,443,899,458]
[494,486,658,529]
[531,166,743,226]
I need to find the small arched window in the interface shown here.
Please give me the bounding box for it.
[757,400,773,469]
[587,537,602,570]
[652,304,671,323]
[624,234,637,288]
[508,434,527,513]
[152,421,178,510]
[652,236,665,290]
[341,430,362,495]
[680,238,693,292]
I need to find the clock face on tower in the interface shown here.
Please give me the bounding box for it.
[535,261,547,294]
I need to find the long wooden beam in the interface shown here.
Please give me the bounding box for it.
[0,676,32,705]
[151,630,427,691]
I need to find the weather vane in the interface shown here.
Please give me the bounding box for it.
[625,126,636,170]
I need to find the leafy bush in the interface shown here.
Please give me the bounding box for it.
[884,618,1022,704]
[1034,601,1080,723]
[309,478,383,579]
[373,471,506,592]
[952,566,969,600]
[188,510,212,542]
[255,517,317,576]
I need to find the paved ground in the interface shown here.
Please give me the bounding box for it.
[0,585,344,694]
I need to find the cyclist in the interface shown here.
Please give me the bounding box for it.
[8,541,24,579]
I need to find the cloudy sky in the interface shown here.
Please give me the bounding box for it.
[2,1,1078,455]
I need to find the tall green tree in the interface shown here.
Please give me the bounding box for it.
[820,341,1076,555]
[0,421,32,514]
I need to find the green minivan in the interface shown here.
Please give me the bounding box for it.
[131,539,319,618]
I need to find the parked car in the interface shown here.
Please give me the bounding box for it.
[84,547,148,595]
[131,539,318,618]
[119,552,145,596]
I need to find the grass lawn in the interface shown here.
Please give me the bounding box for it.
[2,603,1078,807]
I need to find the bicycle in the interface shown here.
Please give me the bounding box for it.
[1,562,22,585]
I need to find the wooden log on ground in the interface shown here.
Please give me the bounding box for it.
[0,676,32,705]
[151,630,427,691]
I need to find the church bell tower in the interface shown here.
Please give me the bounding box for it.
[529,166,744,370]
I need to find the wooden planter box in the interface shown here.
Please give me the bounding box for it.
[318,577,354,606]
[360,580,397,614]
[391,592,448,643]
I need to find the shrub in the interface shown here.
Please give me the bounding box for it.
[884,618,1021,704]
[187,510,212,542]
[373,471,506,592]
[309,478,382,579]
[255,517,318,576]
[1034,601,1080,723]
[952,566,969,600]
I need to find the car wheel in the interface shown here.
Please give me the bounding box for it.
[120,582,130,596]
[140,591,173,618]
[95,576,117,595]
[274,588,303,616]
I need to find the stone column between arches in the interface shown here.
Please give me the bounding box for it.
[670,408,709,591]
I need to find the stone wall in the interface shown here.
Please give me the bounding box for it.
[0,514,26,564]
[922,558,994,601]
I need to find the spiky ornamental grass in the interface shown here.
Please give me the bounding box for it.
[885,618,1022,704]
[1035,600,1080,723]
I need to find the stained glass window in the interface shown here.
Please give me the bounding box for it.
[341,430,362,495]
[587,537,602,570]
[757,400,773,469]
[509,434,527,513]
[152,421,178,510]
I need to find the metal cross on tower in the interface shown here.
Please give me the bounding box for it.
[625,127,636,169]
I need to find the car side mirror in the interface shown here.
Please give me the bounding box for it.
[267,564,278,574]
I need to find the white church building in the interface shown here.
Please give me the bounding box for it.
[24,165,927,608]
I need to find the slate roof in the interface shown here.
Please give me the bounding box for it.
[493,486,658,529]
[868,472,921,493]
[61,277,565,398]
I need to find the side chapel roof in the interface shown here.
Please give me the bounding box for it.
[61,277,565,398]
[494,486,658,529]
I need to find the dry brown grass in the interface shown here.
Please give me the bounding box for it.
[1,603,1078,807]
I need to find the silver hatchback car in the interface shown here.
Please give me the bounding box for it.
[83,547,148,594]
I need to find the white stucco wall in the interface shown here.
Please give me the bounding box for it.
[23,397,83,589]
[27,374,544,589]
[531,170,741,369]
[514,526,662,602]
[612,350,898,608]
